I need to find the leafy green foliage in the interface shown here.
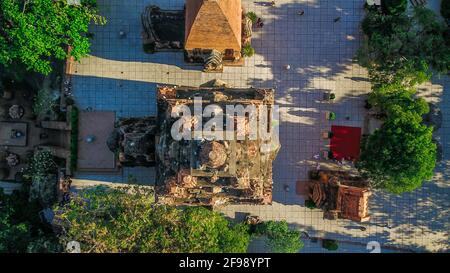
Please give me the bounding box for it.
[358,109,436,193]
[246,11,258,24]
[305,199,316,209]
[321,239,339,251]
[328,112,336,120]
[242,43,255,58]
[381,0,407,15]
[368,83,429,118]
[57,186,250,253]
[33,88,58,118]
[255,220,303,253]
[0,0,105,75]
[24,150,58,206]
[180,207,250,253]
[0,189,60,253]
[442,0,450,20]
[357,7,450,87]
[25,150,57,180]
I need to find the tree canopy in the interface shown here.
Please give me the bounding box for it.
[358,6,450,88]
[381,0,408,15]
[0,189,60,253]
[368,83,429,117]
[0,0,105,75]
[358,108,436,193]
[255,220,303,253]
[356,4,440,193]
[57,186,251,253]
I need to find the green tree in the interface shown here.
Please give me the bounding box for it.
[357,6,449,87]
[25,149,58,179]
[0,0,105,75]
[57,186,251,253]
[368,83,429,117]
[255,220,303,253]
[358,110,436,193]
[33,88,58,118]
[24,150,58,206]
[381,0,407,15]
[0,189,60,253]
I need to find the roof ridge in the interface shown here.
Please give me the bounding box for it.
[215,0,241,46]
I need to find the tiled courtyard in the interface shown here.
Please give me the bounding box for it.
[71,0,449,252]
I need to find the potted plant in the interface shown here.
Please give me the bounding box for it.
[322,239,339,251]
[305,199,316,209]
[242,43,255,57]
[323,92,336,101]
[246,11,258,24]
[328,111,336,120]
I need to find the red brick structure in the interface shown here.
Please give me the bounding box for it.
[307,170,372,222]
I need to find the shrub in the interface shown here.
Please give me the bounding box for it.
[246,11,258,24]
[255,220,303,253]
[242,44,255,58]
[322,239,339,251]
[33,89,58,118]
[25,150,57,180]
[305,199,316,209]
[0,188,61,253]
[24,150,58,206]
[381,0,407,15]
[328,112,336,120]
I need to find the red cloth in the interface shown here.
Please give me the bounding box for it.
[330,125,362,161]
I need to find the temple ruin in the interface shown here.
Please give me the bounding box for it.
[107,84,280,206]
